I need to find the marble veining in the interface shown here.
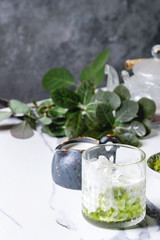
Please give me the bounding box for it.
[42,130,160,240]
[0,117,160,239]
[50,190,160,240]
[0,208,22,229]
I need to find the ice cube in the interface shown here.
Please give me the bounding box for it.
[85,155,113,187]
[98,155,112,166]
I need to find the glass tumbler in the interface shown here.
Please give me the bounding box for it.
[82,144,146,228]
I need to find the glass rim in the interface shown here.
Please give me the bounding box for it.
[82,143,146,167]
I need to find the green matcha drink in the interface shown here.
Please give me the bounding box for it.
[82,144,146,228]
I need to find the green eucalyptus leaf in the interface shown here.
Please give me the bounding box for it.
[42,125,65,137]
[142,119,151,136]
[24,116,36,130]
[51,117,66,126]
[91,50,110,74]
[83,129,111,139]
[36,108,46,115]
[36,106,47,115]
[83,112,96,127]
[96,103,115,127]
[27,110,37,120]
[94,66,105,87]
[130,121,146,137]
[94,90,121,110]
[11,121,34,139]
[39,100,53,106]
[114,85,130,101]
[51,88,80,108]
[77,80,95,105]
[138,97,156,119]
[116,100,139,123]
[0,111,12,121]
[9,100,30,114]
[36,100,53,115]
[65,111,86,138]
[80,66,93,82]
[114,127,139,147]
[48,106,66,118]
[36,100,66,118]
[37,100,54,114]
[116,121,146,137]
[37,116,52,125]
[84,112,102,130]
[65,108,81,119]
[42,68,75,92]
[86,102,97,113]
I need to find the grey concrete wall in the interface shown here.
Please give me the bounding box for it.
[0,0,160,103]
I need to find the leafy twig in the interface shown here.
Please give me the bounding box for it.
[0,49,156,145]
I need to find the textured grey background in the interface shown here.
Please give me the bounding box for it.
[0,0,160,103]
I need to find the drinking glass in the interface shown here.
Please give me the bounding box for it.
[82,144,146,228]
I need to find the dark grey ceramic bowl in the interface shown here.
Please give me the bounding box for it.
[52,135,119,190]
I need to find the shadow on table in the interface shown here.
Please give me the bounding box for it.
[141,199,160,227]
[0,124,15,130]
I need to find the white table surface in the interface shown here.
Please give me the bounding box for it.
[0,117,160,240]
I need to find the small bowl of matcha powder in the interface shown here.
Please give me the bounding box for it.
[147,153,160,173]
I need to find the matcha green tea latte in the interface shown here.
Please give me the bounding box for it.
[82,144,146,228]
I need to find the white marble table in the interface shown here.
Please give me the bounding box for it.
[0,117,160,240]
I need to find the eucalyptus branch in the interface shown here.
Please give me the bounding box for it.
[0,49,156,145]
